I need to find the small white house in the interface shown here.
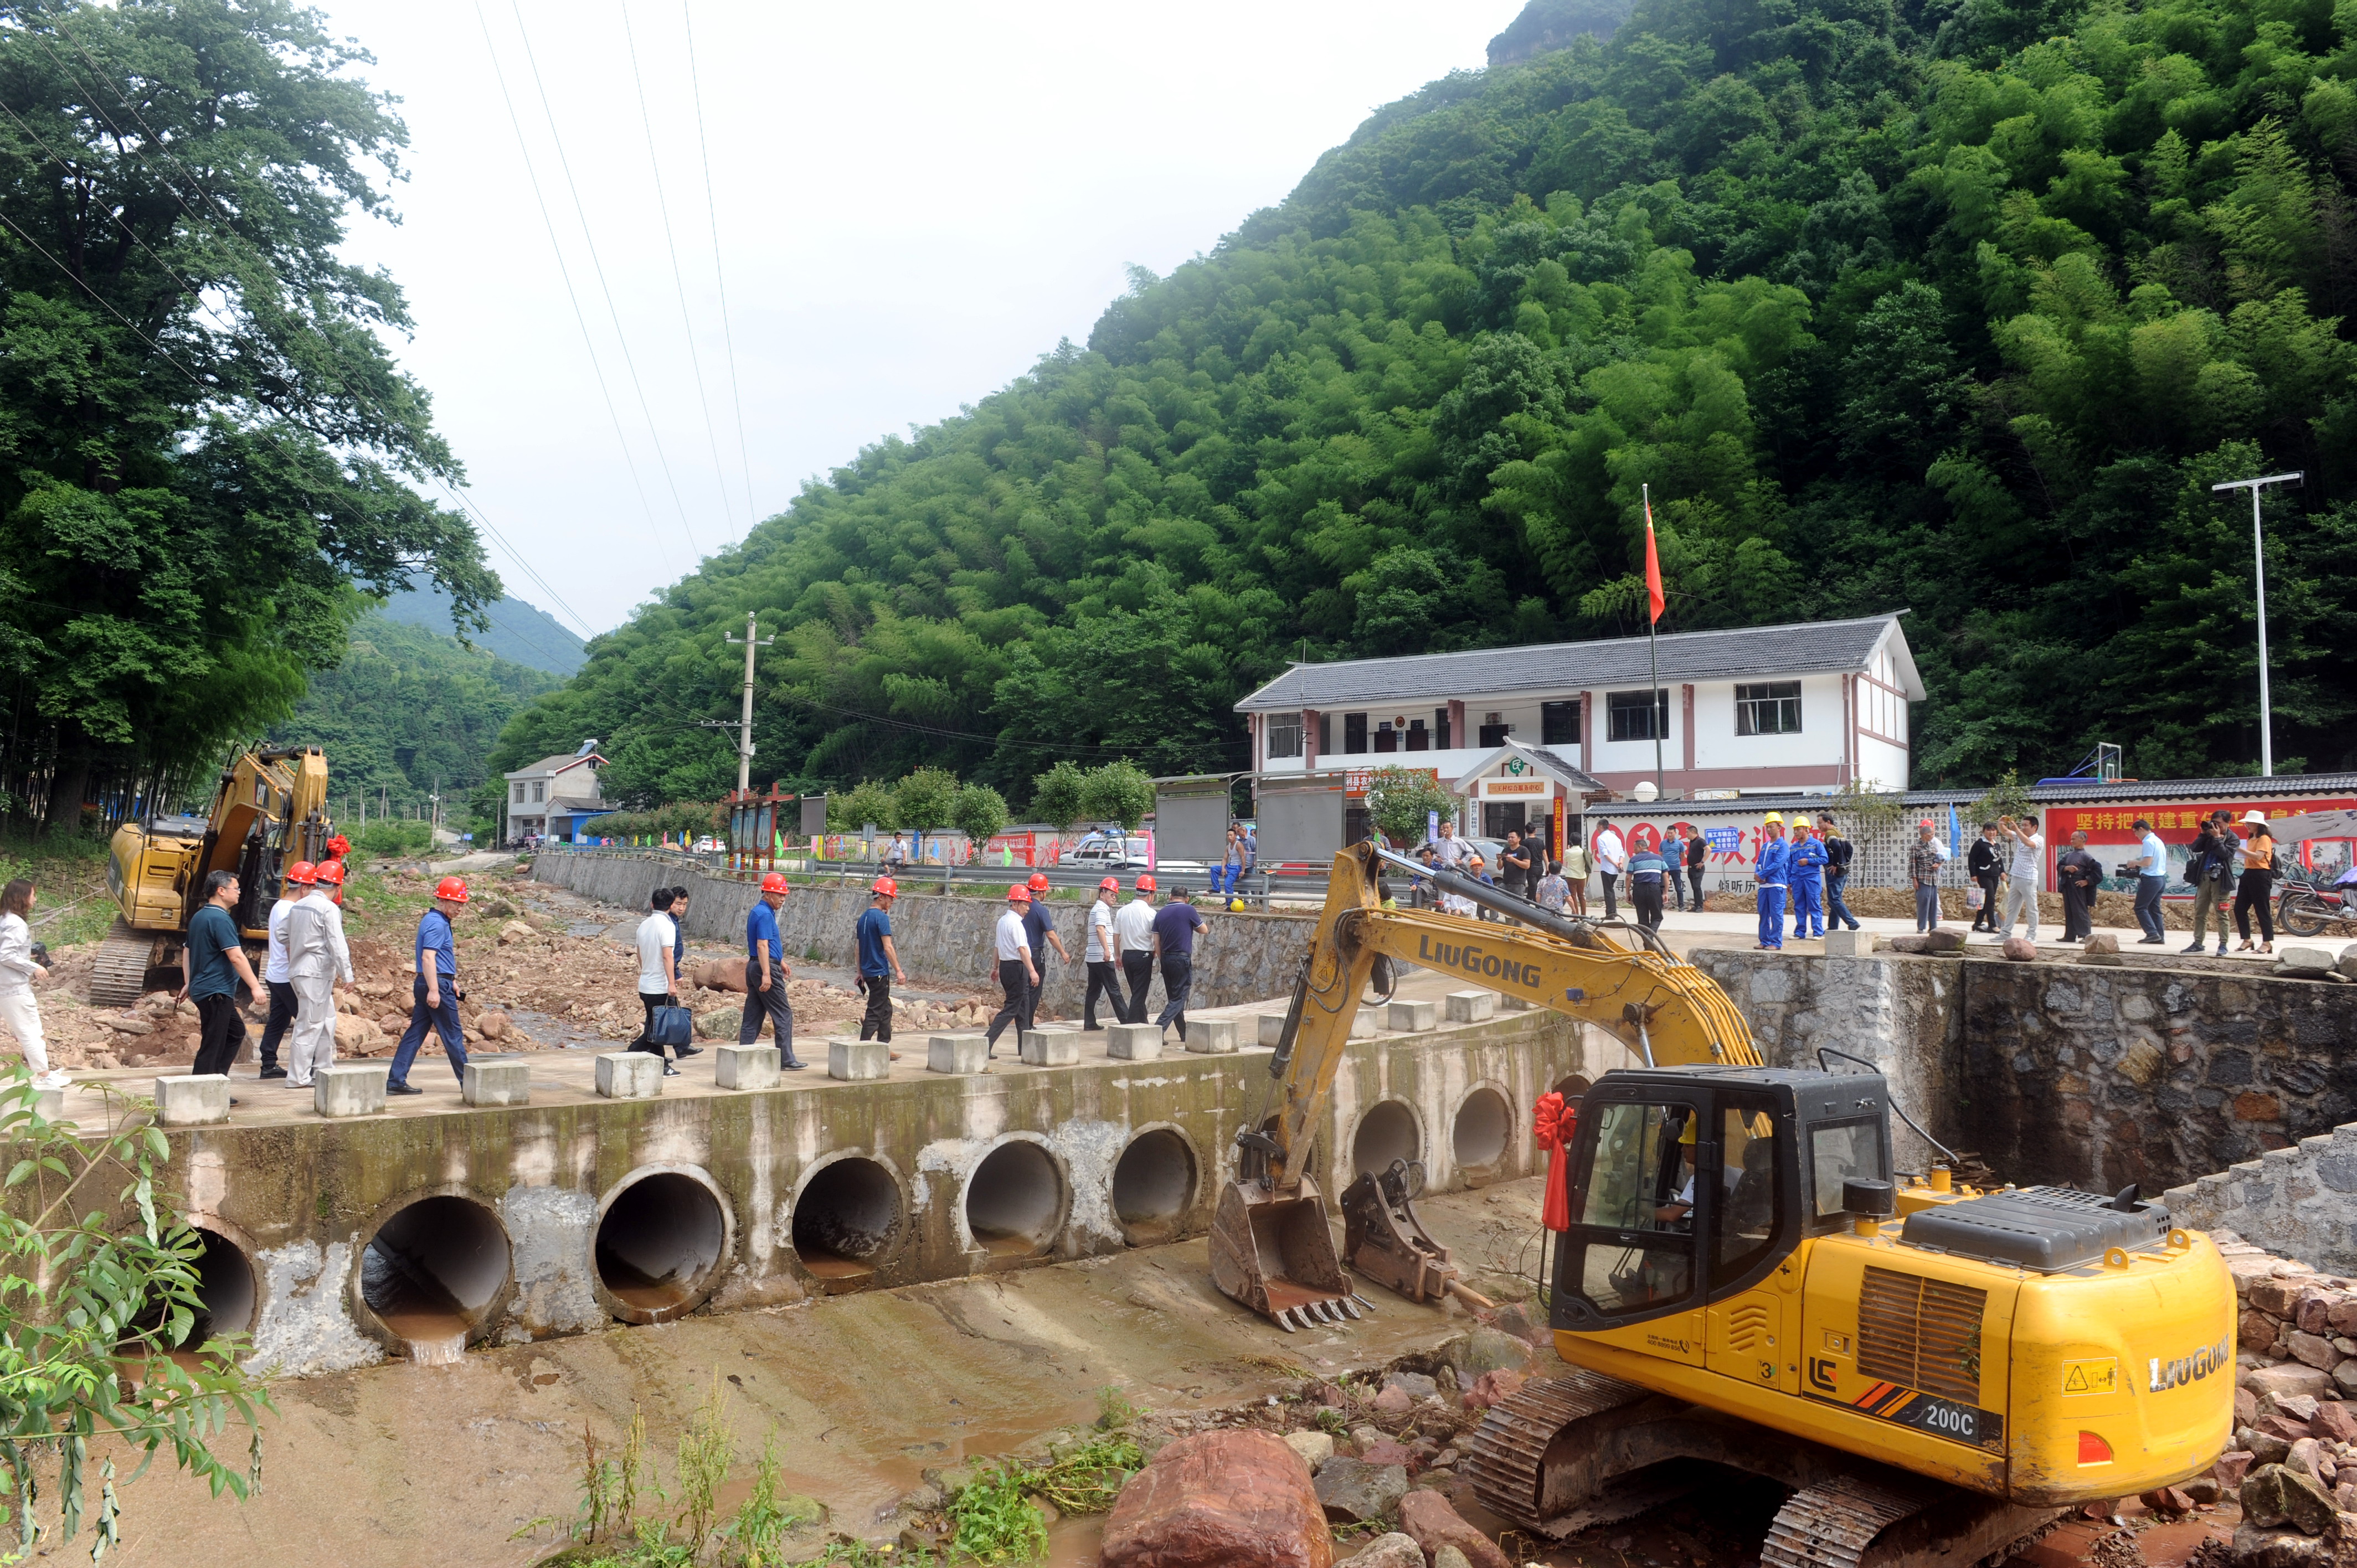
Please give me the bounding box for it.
[504,744,606,843]
[1234,612,1924,802]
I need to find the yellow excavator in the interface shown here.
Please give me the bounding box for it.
[96,746,333,1005]
[1214,843,2235,1568]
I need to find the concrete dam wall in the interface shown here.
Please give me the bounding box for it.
[529,851,1316,1017]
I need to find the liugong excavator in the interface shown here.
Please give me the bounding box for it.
[1214,843,2235,1568]
[96,745,333,1004]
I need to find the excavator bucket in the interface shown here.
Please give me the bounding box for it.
[1209,1175,1366,1332]
[1340,1158,1480,1308]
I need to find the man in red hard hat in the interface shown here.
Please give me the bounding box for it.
[388,876,472,1095]
[856,876,908,1054]
[1021,871,1069,1024]
[255,860,315,1080]
[1082,876,1122,1031]
[285,858,353,1089]
[1115,874,1157,1024]
[982,884,1038,1059]
[738,871,803,1069]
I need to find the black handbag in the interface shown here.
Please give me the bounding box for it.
[650,1003,694,1049]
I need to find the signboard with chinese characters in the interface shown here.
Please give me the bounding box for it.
[2046,797,2357,894]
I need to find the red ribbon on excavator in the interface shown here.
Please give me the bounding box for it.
[1533,1090,1575,1232]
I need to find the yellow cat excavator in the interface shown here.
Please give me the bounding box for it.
[95,746,333,1005]
[1214,843,2235,1568]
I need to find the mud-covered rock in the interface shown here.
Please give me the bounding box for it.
[1282,1431,1334,1474]
[1101,1428,1331,1568]
[1462,1369,1526,1413]
[2243,1463,2338,1534]
[1313,1456,1408,1524]
[1346,1535,1424,1568]
[1397,1488,1511,1568]
[1445,1326,1532,1379]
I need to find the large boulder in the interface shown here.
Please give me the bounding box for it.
[1463,1369,1527,1413]
[2001,936,2037,961]
[1100,1428,1331,1568]
[1313,1456,1408,1525]
[2243,1463,2338,1535]
[2279,946,2339,973]
[2232,1522,2338,1568]
[1446,1327,1533,1379]
[1886,930,1963,954]
[2247,1364,2337,1402]
[1397,1488,1512,1568]
[1345,1535,1424,1568]
[1282,1431,1334,1474]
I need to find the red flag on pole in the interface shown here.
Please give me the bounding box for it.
[1643,489,1666,625]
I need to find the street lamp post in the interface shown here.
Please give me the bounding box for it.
[2210,471,2303,777]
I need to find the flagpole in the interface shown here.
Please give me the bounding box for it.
[1645,483,1663,798]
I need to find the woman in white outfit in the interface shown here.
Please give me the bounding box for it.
[0,880,64,1090]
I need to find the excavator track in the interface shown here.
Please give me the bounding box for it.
[1464,1369,1651,1531]
[1762,1474,1931,1568]
[90,919,157,1009]
[1762,1472,2062,1568]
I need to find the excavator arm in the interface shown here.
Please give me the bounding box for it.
[1212,841,1761,1329]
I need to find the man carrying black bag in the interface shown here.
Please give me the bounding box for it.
[629,887,700,1076]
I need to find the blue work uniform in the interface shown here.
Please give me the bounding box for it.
[1754,834,1790,949]
[738,899,799,1065]
[1787,835,1828,940]
[389,907,466,1087]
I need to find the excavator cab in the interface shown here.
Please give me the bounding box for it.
[1552,1067,1893,1334]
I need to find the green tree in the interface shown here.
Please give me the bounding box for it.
[1029,761,1087,830]
[0,1,495,821]
[893,767,960,839]
[830,780,896,834]
[1366,765,1458,847]
[1079,760,1155,833]
[951,782,1010,849]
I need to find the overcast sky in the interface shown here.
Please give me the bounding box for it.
[315,1,1526,636]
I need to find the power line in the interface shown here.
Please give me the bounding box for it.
[681,0,758,537]
[503,0,703,558]
[620,2,737,533]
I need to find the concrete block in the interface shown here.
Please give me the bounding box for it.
[928,1033,990,1074]
[1350,1008,1381,1038]
[595,1051,665,1100]
[314,1061,389,1118]
[155,1073,230,1127]
[829,1037,889,1081]
[1386,999,1439,1033]
[462,1059,532,1107]
[1822,929,1871,957]
[1021,1029,1080,1067]
[1258,1012,1289,1047]
[1187,1018,1241,1054]
[1107,1023,1162,1061]
[1497,992,1533,1011]
[717,1043,783,1090]
[1444,989,1496,1024]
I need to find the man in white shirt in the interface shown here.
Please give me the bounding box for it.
[255,859,311,1080]
[629,888,688,1075]
[983,884,1038,1059]
[1998,816,2044,942]
[2131,817,2169,943]
[1082,876,1122,1031]
[1114,875,1160,1024]
[1431,821,1465,870]
[1594,823,1628,921]
[285,860,354,1089]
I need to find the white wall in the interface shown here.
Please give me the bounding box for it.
[1857,734,1910,791]
[1690,674,1844,773]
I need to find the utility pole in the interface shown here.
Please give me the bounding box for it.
[715,611,775,793]
[2211,471,2303,777]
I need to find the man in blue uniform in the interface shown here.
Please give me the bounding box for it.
[739,872,803,1069]
[1754,812,1789,950]
[1786,820,1828,941]
[388,876,471,1094]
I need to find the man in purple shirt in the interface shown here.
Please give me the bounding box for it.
[1150,887,1208,1043]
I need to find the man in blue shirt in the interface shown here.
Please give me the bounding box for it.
[738,873,802,1068]
[1150,887,1208,1043]
[178,869,261,1088]
[856,876,907,1049]
[388,877,471,1094]
[1753,813,1789,950]
[1786,822,1828,940]
[2130,817,2169,943]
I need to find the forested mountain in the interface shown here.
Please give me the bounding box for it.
[379,578,588,676]
[273,612,559,828]
[490,0,2357,811]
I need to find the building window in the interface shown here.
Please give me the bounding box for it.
[1374,721,1397,754]
[1735,682,1803,736]
[533,781,546,803]
[1316,713,1331,757]
[1434,708,1451,750]
[1344,713,1367,754]
[1268,714,1303,759]
[1478,721,1511,747]
[512,783,525,804]
[1541,700,1578,746]
[1406,718,1429,752]
[1606,689,1669,742]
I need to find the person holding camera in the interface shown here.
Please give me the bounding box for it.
[1996,815,2043,942]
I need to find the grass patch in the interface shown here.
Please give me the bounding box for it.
[944,1463,1049,1565]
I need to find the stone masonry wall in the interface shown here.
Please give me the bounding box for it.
[2166,1124,2357,1276]
[529,851,1316,1017]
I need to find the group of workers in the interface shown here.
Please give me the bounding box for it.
[1748,811,1864,950]
[980,873,1208,1056]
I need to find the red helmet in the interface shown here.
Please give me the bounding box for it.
[314,860,346,886]
[1134,874,1156,893]
[284,860,317,886]
[1098,876,1119,893]
[1027,872,1050,893]
[1007,884,1031,904]
[435,876,469,902]
[760,872,790,894]
[872,876,898,898]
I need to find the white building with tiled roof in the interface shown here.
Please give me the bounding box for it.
[1234,613,1924,808]
[503,744,607,843]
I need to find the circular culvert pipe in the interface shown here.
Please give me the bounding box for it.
[1111,1128,1198,1246]
[1552,1073,1593,1104]
[964,1139,1066,1258]
[361,1195,512,1361]
[191,1227,258,1342]
[596,1170,729,1323]
[791,1157,904,1283]
[1453,1087,1513,1173]
[1352,1100,1421,1179]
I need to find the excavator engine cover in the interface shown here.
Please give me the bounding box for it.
[1208,1175,1362,1332]
[1340,1158,1457,1304]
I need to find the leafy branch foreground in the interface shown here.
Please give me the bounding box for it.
[531,1379,1143,1568]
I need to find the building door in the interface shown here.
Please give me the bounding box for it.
[1483,801,1527,839]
